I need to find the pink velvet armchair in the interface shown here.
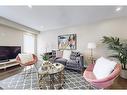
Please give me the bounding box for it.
[83,63,121,89]
[16,54,38,73]
[16,54,38,66]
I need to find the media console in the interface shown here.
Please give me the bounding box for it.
[0,46,21,70]
[0,59,20,70]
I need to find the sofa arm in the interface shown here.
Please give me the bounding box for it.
[52,57,62,62]
[76,55,84,69]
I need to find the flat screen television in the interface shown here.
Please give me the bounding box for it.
[0,46,21,62]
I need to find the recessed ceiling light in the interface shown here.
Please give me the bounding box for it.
[28,4,32,8]
[116,7,122,12]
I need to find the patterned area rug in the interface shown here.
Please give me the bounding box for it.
[0,67,97,90]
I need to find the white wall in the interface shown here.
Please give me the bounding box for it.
[37,17,127,63]
[0,24,23,51]
[0,24,38,54]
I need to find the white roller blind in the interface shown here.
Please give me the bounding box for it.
[23,33,35,54]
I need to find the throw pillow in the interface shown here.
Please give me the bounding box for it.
[62,50,71,60]
[56,50,63,58]
[70,51,80,60]
[18,53,33,64]
[93,57,117,79]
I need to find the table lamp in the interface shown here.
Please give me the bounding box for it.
[88,42,96,64]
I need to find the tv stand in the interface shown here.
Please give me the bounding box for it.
[0,59,20,70]
[0,59,10,63]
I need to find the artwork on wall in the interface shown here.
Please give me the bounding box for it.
[58,34,76,50]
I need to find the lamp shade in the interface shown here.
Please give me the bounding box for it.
[88,42,96,49]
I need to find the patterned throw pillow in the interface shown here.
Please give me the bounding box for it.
[70,51,80,60]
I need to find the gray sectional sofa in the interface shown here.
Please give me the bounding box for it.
[51,51,84,73]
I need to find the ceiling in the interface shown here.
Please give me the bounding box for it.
[0,6,127,32]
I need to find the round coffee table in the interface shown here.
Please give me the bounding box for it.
[38,62,64,89]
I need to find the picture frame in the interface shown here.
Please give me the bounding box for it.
[58,34,76,50]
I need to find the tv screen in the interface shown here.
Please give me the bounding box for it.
[0,46,21,62]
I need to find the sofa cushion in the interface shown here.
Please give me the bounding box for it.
[55,58,67,65]
[93,57,117,79]
[66,60,78,65]
[66,60,79,67]
[63,50,71,60]
[70,55,76,60]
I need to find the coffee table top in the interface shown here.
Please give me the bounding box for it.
[38,62,64,75]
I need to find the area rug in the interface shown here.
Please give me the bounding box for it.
[0,67,98,90]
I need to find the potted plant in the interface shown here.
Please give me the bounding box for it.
[102,36,127,79]
[42,53,49,61]
[41,53,50,64]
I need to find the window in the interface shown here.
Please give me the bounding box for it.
[23,33,35,53]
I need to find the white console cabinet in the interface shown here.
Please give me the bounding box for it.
[0,59,20,70]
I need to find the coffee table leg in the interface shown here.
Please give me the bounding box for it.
[38,74,46,89]
[58,70,64,89]
[50,74,54,89]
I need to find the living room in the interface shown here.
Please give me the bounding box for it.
[0,4,127,94]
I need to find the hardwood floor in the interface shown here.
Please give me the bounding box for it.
[0,66,127,89]
[0,65,22,80]
[108,76,127,89]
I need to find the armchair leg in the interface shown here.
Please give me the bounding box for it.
[34,64,38,72]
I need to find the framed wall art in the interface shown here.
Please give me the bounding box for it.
[58,34,76,50]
